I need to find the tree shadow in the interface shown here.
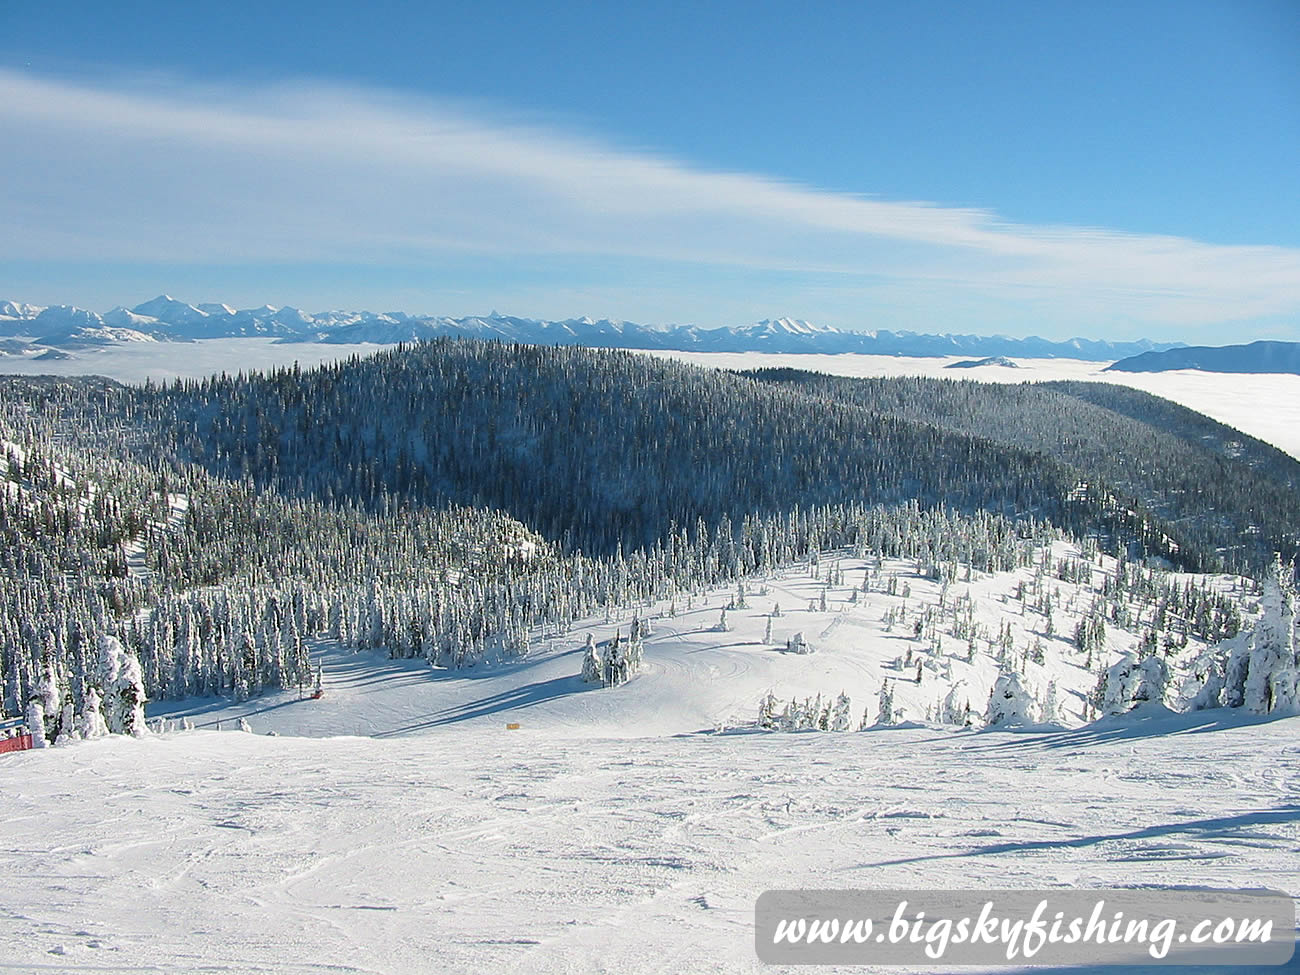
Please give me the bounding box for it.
[371,673,592,737]
[956,708,1281,757]
[849,804,1300,871]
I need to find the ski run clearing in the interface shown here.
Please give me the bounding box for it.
[3,544,1299,973]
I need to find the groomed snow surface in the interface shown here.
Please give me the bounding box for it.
[3,549,1298,973]
[4,712,1298,974]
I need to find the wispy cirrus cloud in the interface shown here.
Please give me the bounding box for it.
[2,68,1298,335]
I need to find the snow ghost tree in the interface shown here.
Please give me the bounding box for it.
[25,696,47,748]
[1181,642,1229,711]
[940,683,969,726]
[580,634,602,684]
[98,634,147,736]
[786,631,812,654]
[57,699,78,745]
[1094,653,1169,716]
[830,692,853,732]
[985,670,1036,727]
[580,631,644,687]
[876,680,895,726]
[620,630,645,682]
[1040,680,1060,725]
[78,687,109,739]
[33,658,62,743]
[1242,558,1298,715]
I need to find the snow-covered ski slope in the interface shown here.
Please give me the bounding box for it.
[4,544,1298,973]
[2,708,1297,973]
[149,543,1247,739]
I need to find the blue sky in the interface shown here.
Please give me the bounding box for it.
[2,0,1298,341]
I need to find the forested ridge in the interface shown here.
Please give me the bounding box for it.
[123,341,1238,568]
[744,368,1300,572]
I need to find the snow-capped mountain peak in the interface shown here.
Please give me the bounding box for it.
[33,305,105,330]
[746,318,838,335]
[103,307,161,328]
[0,300,45,320]
[131,295,208,323]
[0,294,1186,362]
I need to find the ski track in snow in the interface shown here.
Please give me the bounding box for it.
[1,719,1298,973]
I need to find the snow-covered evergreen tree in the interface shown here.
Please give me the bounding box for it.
[786,631,811,654]
[78,687,108,739]
[98,634,147,737]
[57,699,78,744]
[580,634,602,684]
[26,697,47,748]
[876,680,895,726]
[940,683,969,726]
[1095,653,1169,716]
[830,692,852,732]
[1242,557,1298,714]
[985,670,1036,726]
[35,658,61,743]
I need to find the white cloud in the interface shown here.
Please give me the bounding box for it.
[2,69,1298,333]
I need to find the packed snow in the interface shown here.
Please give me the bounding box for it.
[3,546,1297,973]
[2,705,1297,973]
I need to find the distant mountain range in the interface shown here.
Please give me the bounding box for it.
[1107,341,1300,375]
[0,295,1184,361]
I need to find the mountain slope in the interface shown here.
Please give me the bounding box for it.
[742,368,1300,572]
[1107,340,1300,375]
[126,341,1155,559]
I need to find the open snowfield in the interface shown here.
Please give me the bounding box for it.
[149,544,1253,739]
[3,548,1297,973]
